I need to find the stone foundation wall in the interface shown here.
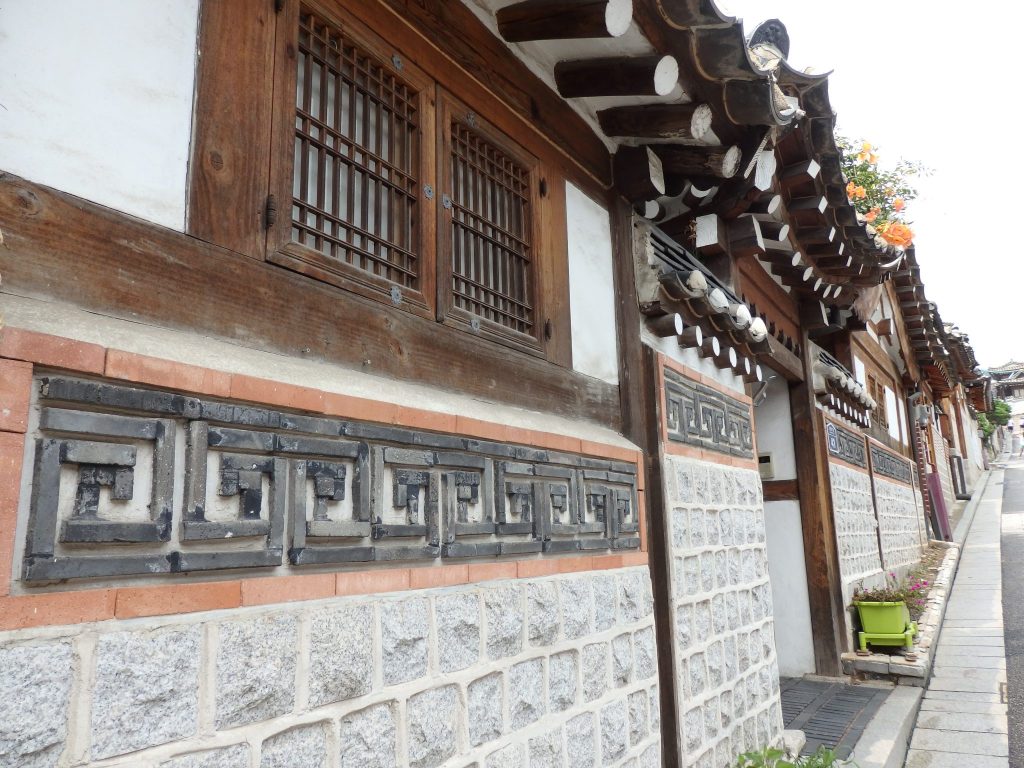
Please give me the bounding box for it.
[0,567,660,768]
[874,477,923,571]
[664,454,783,766]
[933,435,956,515]
[829,462,884,601]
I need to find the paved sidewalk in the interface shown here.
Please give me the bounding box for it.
[904,468,1009,768]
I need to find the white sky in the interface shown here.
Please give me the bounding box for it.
[724,0,1024,369]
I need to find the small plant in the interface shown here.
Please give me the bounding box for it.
[734,745,855,767]
[852,570,929,620]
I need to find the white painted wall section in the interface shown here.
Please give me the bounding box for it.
[753,374,796,480]
[566,183,619,384]
[0,1,199,230]
[764,500,816,676]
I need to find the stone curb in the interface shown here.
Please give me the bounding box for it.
[850,686,924,768]
[953,468,994,545]
[841,543,959,685]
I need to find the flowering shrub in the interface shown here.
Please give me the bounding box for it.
[852,570,929,619]
[837,136,927,249]
[734,745,852,767]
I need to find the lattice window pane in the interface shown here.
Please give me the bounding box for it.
[449,120,534,336]
[293,8,420,288]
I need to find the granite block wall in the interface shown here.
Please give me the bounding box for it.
[874,477,924,571]
[0,568,660,768]
[665,455,783,767]
[828,463,884,601]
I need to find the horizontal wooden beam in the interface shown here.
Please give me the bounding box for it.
[554,54,678,98]
[497,0,632,42]
[0,174,622,429]
[763,478,800,501]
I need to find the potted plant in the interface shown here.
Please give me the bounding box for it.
[852,571,928,654]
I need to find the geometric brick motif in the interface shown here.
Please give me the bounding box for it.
[20,376,641,583]
[664,368,753,459]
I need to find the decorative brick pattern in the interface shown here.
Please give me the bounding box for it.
[829,462,884,596]
[825,421,867,469]
[0,568,660,767]
[664,368,754,459]
[18,376,640,585]
[666,455,783,764]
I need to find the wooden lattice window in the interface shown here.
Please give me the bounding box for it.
[270,5,435,312]
[441,94,539,347]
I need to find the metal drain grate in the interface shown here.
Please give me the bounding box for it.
[779,678,891,756]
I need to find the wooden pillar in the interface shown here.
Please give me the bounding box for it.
[609,198,682,768]
[789,334,848,676]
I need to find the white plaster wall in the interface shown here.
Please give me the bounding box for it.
[566,183,619,385]
[0,1,199,230]
[752,375,795,481]
[763,500,815,677]
[885,387,900,442]
[853,356,866,386]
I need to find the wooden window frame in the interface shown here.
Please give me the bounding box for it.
[438,89,543,355]
[266,1,438,319]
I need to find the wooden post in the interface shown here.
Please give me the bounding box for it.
[790,338,848,676]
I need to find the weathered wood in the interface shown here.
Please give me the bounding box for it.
[0,173,621,428]
[763,478,799,501]
[352,0,612,187]
[187,0,276,259]
[654,144,742,179]
[613,145,666,202]
[555,54,678,97]
[647,313,685,337]
[598,103,716,142]
[700,334,722,358]
[779,159,821,187]
[497,0,633,42]
[678,325,703,348]
[761,335,803,382]
[713,344,738,370]
[749,193,782,215]
[791,350,847,676]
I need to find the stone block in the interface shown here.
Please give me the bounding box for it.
[672,508,689,548]
[684,707,704,754]
[160,745,250,768]
[528,582,560,647]
[633,627,656,680]
[714,551,728,589]
[671,604,692,658]
[382,598,429,685]
[91,626,201,759]
[688,652,707,696]
[649,686,661,731]
[338,701,397,768]
[529,727,562,768]
[683,557,700,596]
[407,685,460,768]
[261,723,329,768]
[561,578,594,640]
[468,673,504,746]
[510,658,545,729]
[593,574,618,631]
[612,633,633,687]
[694,600,711,644]
[711,594,727,634]
[567,712,596,768]
[583,643,609,702]
[703,697,720,740]
[486,743,524,768]
[308,605,373,707]
[706,641,723,689]
[436,593,481,673]
[700,553,715,592]
[216,614,298,728]
[549,650,578,712]
[601,699,628,764]
[0,641,72,768]
[485,585,524,660]
[640,743,660,768]
[628,690,648,745]
[619,571,653,622]
[689,510,706,547]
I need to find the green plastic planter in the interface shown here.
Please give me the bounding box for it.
[853,600,917,651]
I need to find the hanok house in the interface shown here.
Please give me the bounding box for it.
[0,1,987,767]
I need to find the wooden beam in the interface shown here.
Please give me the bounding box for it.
[613,146,666,202]
[0,173,621,429]
[598,103,717,142]
[790,349,848,676]
[652,144,742,179]
[497,0,633,42]
[763,479,800,501]
[554,54,678,97]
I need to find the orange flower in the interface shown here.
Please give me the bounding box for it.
[865,207,880,222]
[854,185,867,199]
[862,141,872,152]
[868,152,879,164]
[893,198,905,212]
[878,221,913,247]
[846,181,857,198]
